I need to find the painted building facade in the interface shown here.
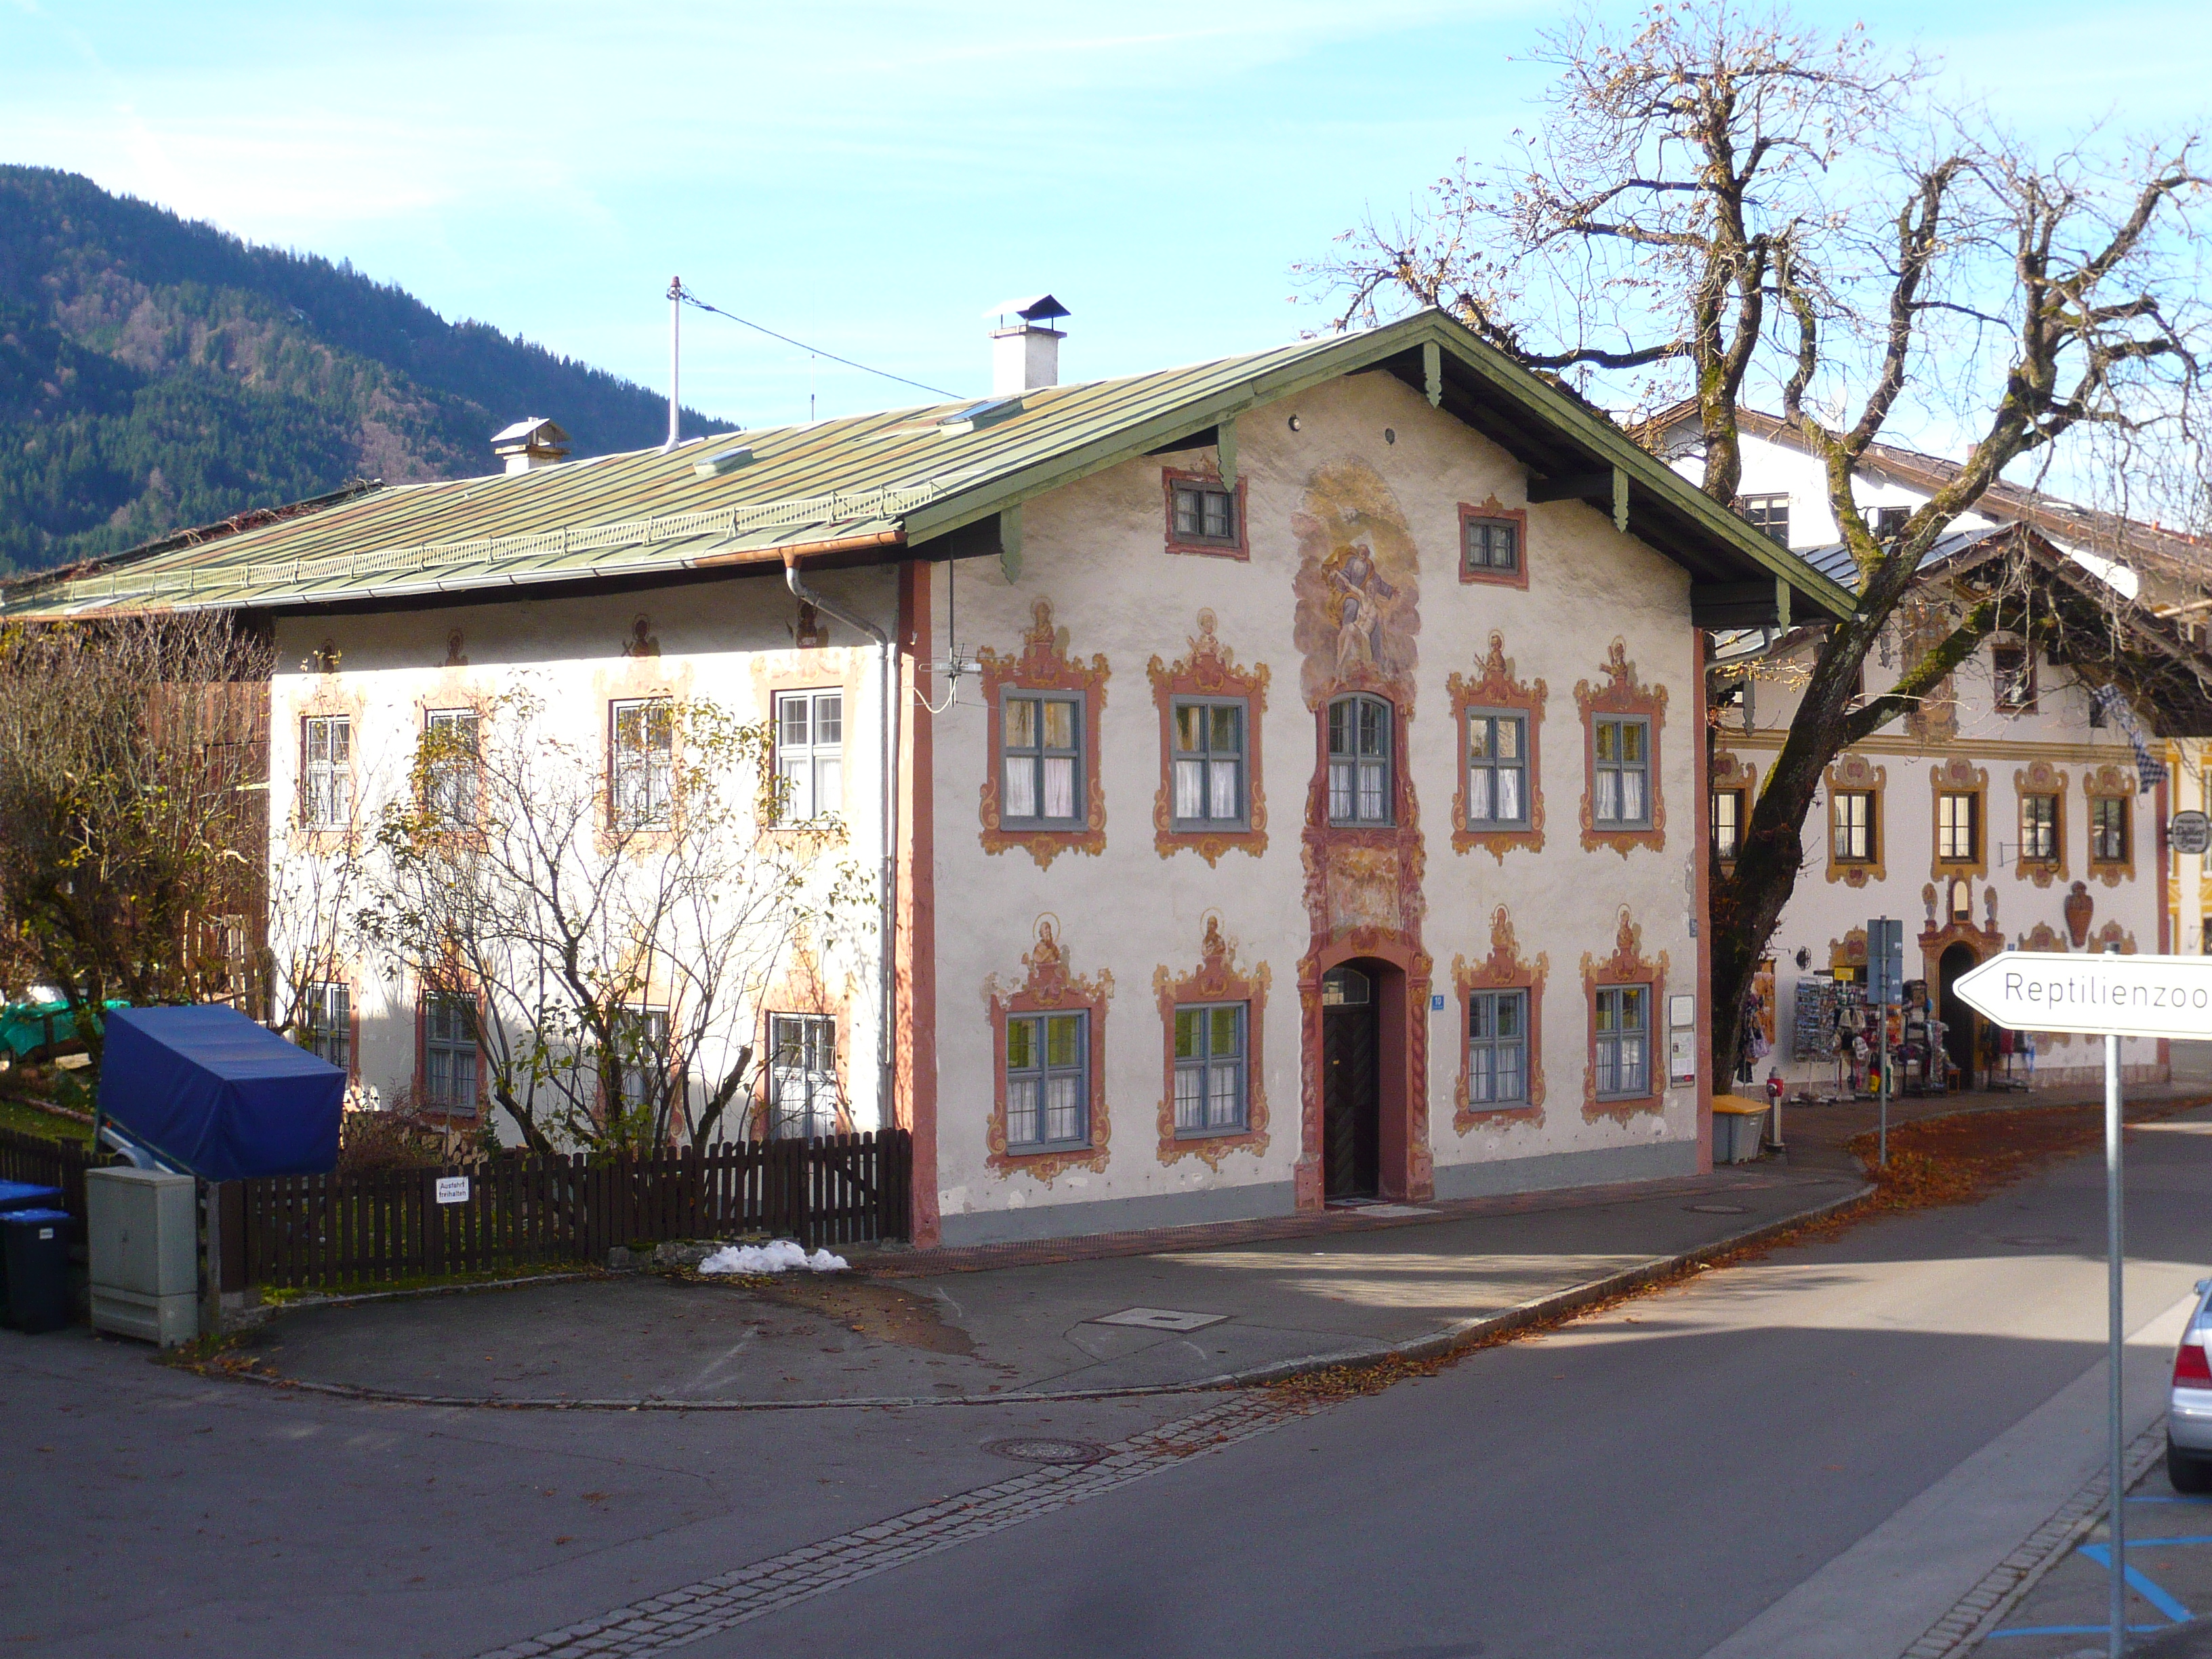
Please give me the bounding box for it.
[3,312,1850,1246]
[1647,411,2200,1092]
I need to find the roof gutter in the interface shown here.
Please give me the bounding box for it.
[783,551,902,1124]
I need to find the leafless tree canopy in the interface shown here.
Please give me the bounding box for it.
[0,613,272,1059]
[352,691,872,1157]
[1303,0,2208,1074]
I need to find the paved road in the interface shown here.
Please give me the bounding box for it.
[7,1113,2212,1659]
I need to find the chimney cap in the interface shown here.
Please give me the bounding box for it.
[985,293,1069,328]
[491,416,571,453]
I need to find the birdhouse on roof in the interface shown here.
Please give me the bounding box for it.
[491,417,571,474]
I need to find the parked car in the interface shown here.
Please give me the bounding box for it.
[2169,1277,2212,1494]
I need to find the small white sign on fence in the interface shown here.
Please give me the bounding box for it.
[434,1175,470,1206]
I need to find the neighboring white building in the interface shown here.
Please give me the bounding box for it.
[5,312,1850,1246]
[1645,406,2211,1094]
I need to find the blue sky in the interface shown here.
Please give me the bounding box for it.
[3,1,2207,434]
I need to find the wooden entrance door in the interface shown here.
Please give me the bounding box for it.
[1322,964,1381,1198]
[1938,943,1978,1089]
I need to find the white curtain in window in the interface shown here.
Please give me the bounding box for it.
[1042,755,1076,820]
[1003,756,1037,819]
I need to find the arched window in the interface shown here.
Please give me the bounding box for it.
[1327,695,1393,826]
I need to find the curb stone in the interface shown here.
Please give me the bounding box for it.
[186,1180,1875,1412]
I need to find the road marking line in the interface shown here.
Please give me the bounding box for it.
[2078,1542,2194,1624]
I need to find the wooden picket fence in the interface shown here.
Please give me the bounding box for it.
[226,1130,912,1292]
[0,1123,115,1216]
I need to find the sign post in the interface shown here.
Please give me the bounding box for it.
[1868,919,1905,1167]
[1953,951,2212,1659]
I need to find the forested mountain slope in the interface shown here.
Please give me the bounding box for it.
[0,166,730,573]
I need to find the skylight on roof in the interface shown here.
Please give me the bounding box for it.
[937,396,1023,436]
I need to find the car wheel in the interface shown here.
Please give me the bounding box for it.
[2167,1436,2212,1495]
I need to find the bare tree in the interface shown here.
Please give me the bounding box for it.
[1305,1,2206,1073]
[357,690,871,1156]
[0,613,272,1065]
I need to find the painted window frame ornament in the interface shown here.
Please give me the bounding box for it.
[977,600,1109,869]
[1458,496,1530,590]
[1153,915,1271,1168]
[1824,751,1887,888]
[1927,756,1990,883]
[1709,750,1759,871]
[1454,906,1547,1132]
[1162,467,1249,560]
[1580,908,1668,1123]
[1575,638,1667,856]
[1449,632,1547,861]
[986,917,1112,1181]
[2084,763,2136,885]
[2013,758,2069,889]
[1147,609,1270,865]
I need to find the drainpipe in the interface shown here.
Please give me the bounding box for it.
[783,555,901,1122]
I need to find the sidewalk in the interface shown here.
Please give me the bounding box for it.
[204,1160,1860,1410]
[180,1082,2203,1414]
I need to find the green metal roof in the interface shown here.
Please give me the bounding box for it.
[0,311,1854,623]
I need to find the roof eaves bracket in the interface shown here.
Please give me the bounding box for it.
[1000,505,1023,585]
[1529,467,1630,532]
[1218,416,1238,491]
[1422,340,1442,408]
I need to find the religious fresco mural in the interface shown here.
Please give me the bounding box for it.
[1288,458,1435,1206]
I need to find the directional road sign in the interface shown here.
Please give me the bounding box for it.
[1951,951,2212,1042]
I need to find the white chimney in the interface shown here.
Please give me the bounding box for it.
[491,417,571,474]
[987,294,1069,394]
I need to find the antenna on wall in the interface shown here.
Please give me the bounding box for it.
[663,276,682,453]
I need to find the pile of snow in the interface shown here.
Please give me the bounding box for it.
[697,1239,848,1275]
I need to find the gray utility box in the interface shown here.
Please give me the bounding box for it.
[86,1166,198,1347]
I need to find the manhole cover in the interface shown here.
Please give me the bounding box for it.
[1089,1307,1227,1332]
[1686,1204,1751,1214]
[985,1437,1107,1466]
[1999,1234,2078,1248]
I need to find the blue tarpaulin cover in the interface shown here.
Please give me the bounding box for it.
[96,1006,343,1181]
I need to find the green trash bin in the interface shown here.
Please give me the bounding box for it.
[1,1208,74,1334]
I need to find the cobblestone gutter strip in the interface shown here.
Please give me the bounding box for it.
[472,1391,1321,1659]
[1902,1418,2168,1659]
[201,1183,1874,1412]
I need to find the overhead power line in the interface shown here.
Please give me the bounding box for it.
[676,286,962,403]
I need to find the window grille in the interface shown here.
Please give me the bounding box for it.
[302,982,350,1071]
[1172,700,1246,827]
[1712,790,1743,862]
[1592,716,1651,828]
[424,710,480,827]
[1005,1010,1088,1150]
[1001,694,1082,825]
[1832,791,1876,862]
[1594,985,1649,1100]
[1327,695,1393,825]
[1170,480,1237,546]
[768,1012,837,1139]
[1173,1002,1248,1133]
[612,699,675,827]
[775,691,844,823]
[1466,711,1528,826]
[2091,796,2128,863]
[422,994,478,1113]
[1463,517,1519,576]
[1468,989,1528,1105]
[1938,792,1979,863]
[302,716,352,827]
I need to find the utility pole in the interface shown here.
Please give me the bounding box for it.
[663,276,682,452]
